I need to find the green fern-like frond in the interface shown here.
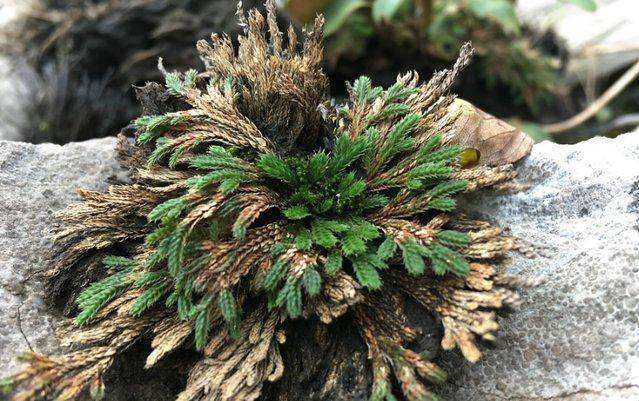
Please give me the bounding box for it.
[5,5,525,401]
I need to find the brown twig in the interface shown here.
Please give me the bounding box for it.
[542,59,639,134]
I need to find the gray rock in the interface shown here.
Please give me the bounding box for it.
[442,131,639,400]
[1,132,638,401]
[0,137,124,374]
[517,0,639,82]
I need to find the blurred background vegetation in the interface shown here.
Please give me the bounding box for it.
[1,0,637,145]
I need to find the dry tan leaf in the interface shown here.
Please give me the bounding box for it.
[413,0,434,29]
[446,98,533,166]
[284,0,332,24]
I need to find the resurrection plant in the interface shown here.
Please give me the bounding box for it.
[3,2,532,401]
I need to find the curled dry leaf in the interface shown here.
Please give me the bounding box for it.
[446,98,533,166]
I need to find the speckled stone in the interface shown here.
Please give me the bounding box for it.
[0,137,124,374]
[440,131,639,400]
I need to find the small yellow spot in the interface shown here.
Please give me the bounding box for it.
[460,148,480,167]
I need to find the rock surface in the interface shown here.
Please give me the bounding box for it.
[517,0,639,82]
[0,132,638,400]
[442,131,639,400]
[0,137,124,373]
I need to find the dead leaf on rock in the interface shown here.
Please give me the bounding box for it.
[446,98,533,166]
